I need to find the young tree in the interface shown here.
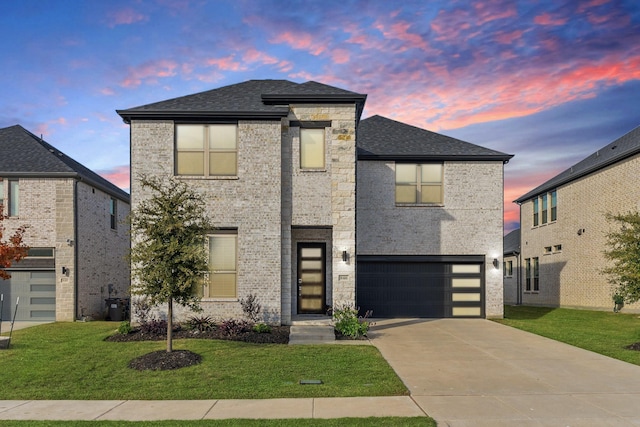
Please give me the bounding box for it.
[0,208,29,280]
[603,211,640,304]
[129,175,212,352]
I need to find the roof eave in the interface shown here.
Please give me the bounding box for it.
[116,109,290,124]
[357,153,514,162]
[514,148,640,203]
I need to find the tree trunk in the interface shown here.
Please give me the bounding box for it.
[167,298,173,353]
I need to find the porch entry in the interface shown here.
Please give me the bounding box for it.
[297,243,326,314]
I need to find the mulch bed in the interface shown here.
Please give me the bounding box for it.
[107,325,291,371]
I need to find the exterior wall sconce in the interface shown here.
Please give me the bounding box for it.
[61,266,69,275]
[492,258,499,269]
[66,239,74,246]
[342,250,349,262]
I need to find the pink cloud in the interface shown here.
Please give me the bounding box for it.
[474,0,518,25]
[241,48,293,71]
[577,0,611,13]
[120,59,178,87]
[100,87,115,96]
[270,30,326,56]
[332,49,350,64]
[494,29,524,45]
[206,55,245,71]
[534,13,568,26]
[98,165,130,191]
[107,8,148,28]
[373,20,431,52]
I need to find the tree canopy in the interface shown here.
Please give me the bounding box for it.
[129,175,213,352]
[603,211,640,305]
[0,208,28,280]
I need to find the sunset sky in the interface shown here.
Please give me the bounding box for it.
[1,0,639,234]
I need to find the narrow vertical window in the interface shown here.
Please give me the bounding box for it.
[109,197,117,230]
[525,258,531,291]
[541,195,548,224]
[533,198,539,226]
[207,232,237,298]
[300,128,325,169]
[533,257,539,291]
[8,179,19,217]
[0,180,4,211]
[550,190,557,221]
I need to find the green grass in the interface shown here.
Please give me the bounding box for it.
[0,419,435,427]
[495,305,640,365]
[0,322,407,400]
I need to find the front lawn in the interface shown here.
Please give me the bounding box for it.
[495,305,640,365]
[0,322,407,400]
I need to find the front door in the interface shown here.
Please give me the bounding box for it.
[297,243,326,314]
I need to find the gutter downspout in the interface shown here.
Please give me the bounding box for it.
[73,179,79,320]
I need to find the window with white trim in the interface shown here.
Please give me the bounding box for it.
[205,231,237,298]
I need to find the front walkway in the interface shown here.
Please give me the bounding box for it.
[369,318,640,426]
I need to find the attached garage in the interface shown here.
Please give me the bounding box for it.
[0,271,56,321]
[356,255,485,318]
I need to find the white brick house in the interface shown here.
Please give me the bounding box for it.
[514,125,640,312]
[118,80,511,323]
[0,125,130,322]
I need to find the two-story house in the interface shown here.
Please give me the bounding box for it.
[0,125,130,322]
[117,79,512,324]
[514,125,640,311]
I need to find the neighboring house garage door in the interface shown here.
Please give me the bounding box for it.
[356,255,485,318]
[0,271,56,321]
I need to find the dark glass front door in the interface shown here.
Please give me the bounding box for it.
[297,243,326,314]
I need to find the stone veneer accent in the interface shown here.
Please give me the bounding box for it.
[357,160,505,318]
[519,154,640,312]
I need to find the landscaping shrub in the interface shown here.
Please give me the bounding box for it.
[140,319,170,335]
[218,319,252,336]
[187,315,215,332]
[252,323,272,333]
[117,320,132,335]
[239,293,262,323]
[333,305,372,339]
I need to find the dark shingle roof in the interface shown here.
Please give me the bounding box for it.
[503,228,521,255]
[0,125,129,202]
[357,115,513,161]
[117,80,366,122]
[515,125,640,203]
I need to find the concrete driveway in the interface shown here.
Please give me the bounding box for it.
[369,318,640,426]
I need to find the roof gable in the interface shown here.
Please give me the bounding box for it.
[117,79,366,122]
[515,125,640,203]
[0,125,129,202]
[357,115,513,161]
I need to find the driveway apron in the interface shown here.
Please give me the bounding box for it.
[369,318,640,426]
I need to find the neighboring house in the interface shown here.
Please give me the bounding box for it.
[0,125,130,322]
[117,79,512,324]
[514,125,640,312]
[503,228,520,305]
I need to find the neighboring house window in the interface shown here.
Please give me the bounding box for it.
[544,246,552,255]
[0,180,3,211]
[554,244,562,252]
[533,198,539,226]
[300,128,325,169]
[175,124,237,176]
[27,248,55,257]
[525,258,531,291]
[550,190,557,221]
[533,257,539,291]
[8,179,19,216]
[504,260,513,277]
[207,231,237,298]
[109,198,117,230]
[541,194,548,224]
[395,163,443,204]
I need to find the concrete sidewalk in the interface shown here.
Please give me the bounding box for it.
[369,318,640,426]
[0,397,426,421]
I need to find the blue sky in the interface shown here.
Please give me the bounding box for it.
[1,0,639,233]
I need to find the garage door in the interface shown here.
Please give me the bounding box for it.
[356,255,484,318]
[0,271,56,321]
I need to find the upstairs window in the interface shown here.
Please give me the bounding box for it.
[176,124,237,177]
[541,194,548,224]
[550,190,557,221]
[396,163,443,204]
[8,179,19,217]
[533,198,539,226]
[300,128,325,169]
[109,198,117,230]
